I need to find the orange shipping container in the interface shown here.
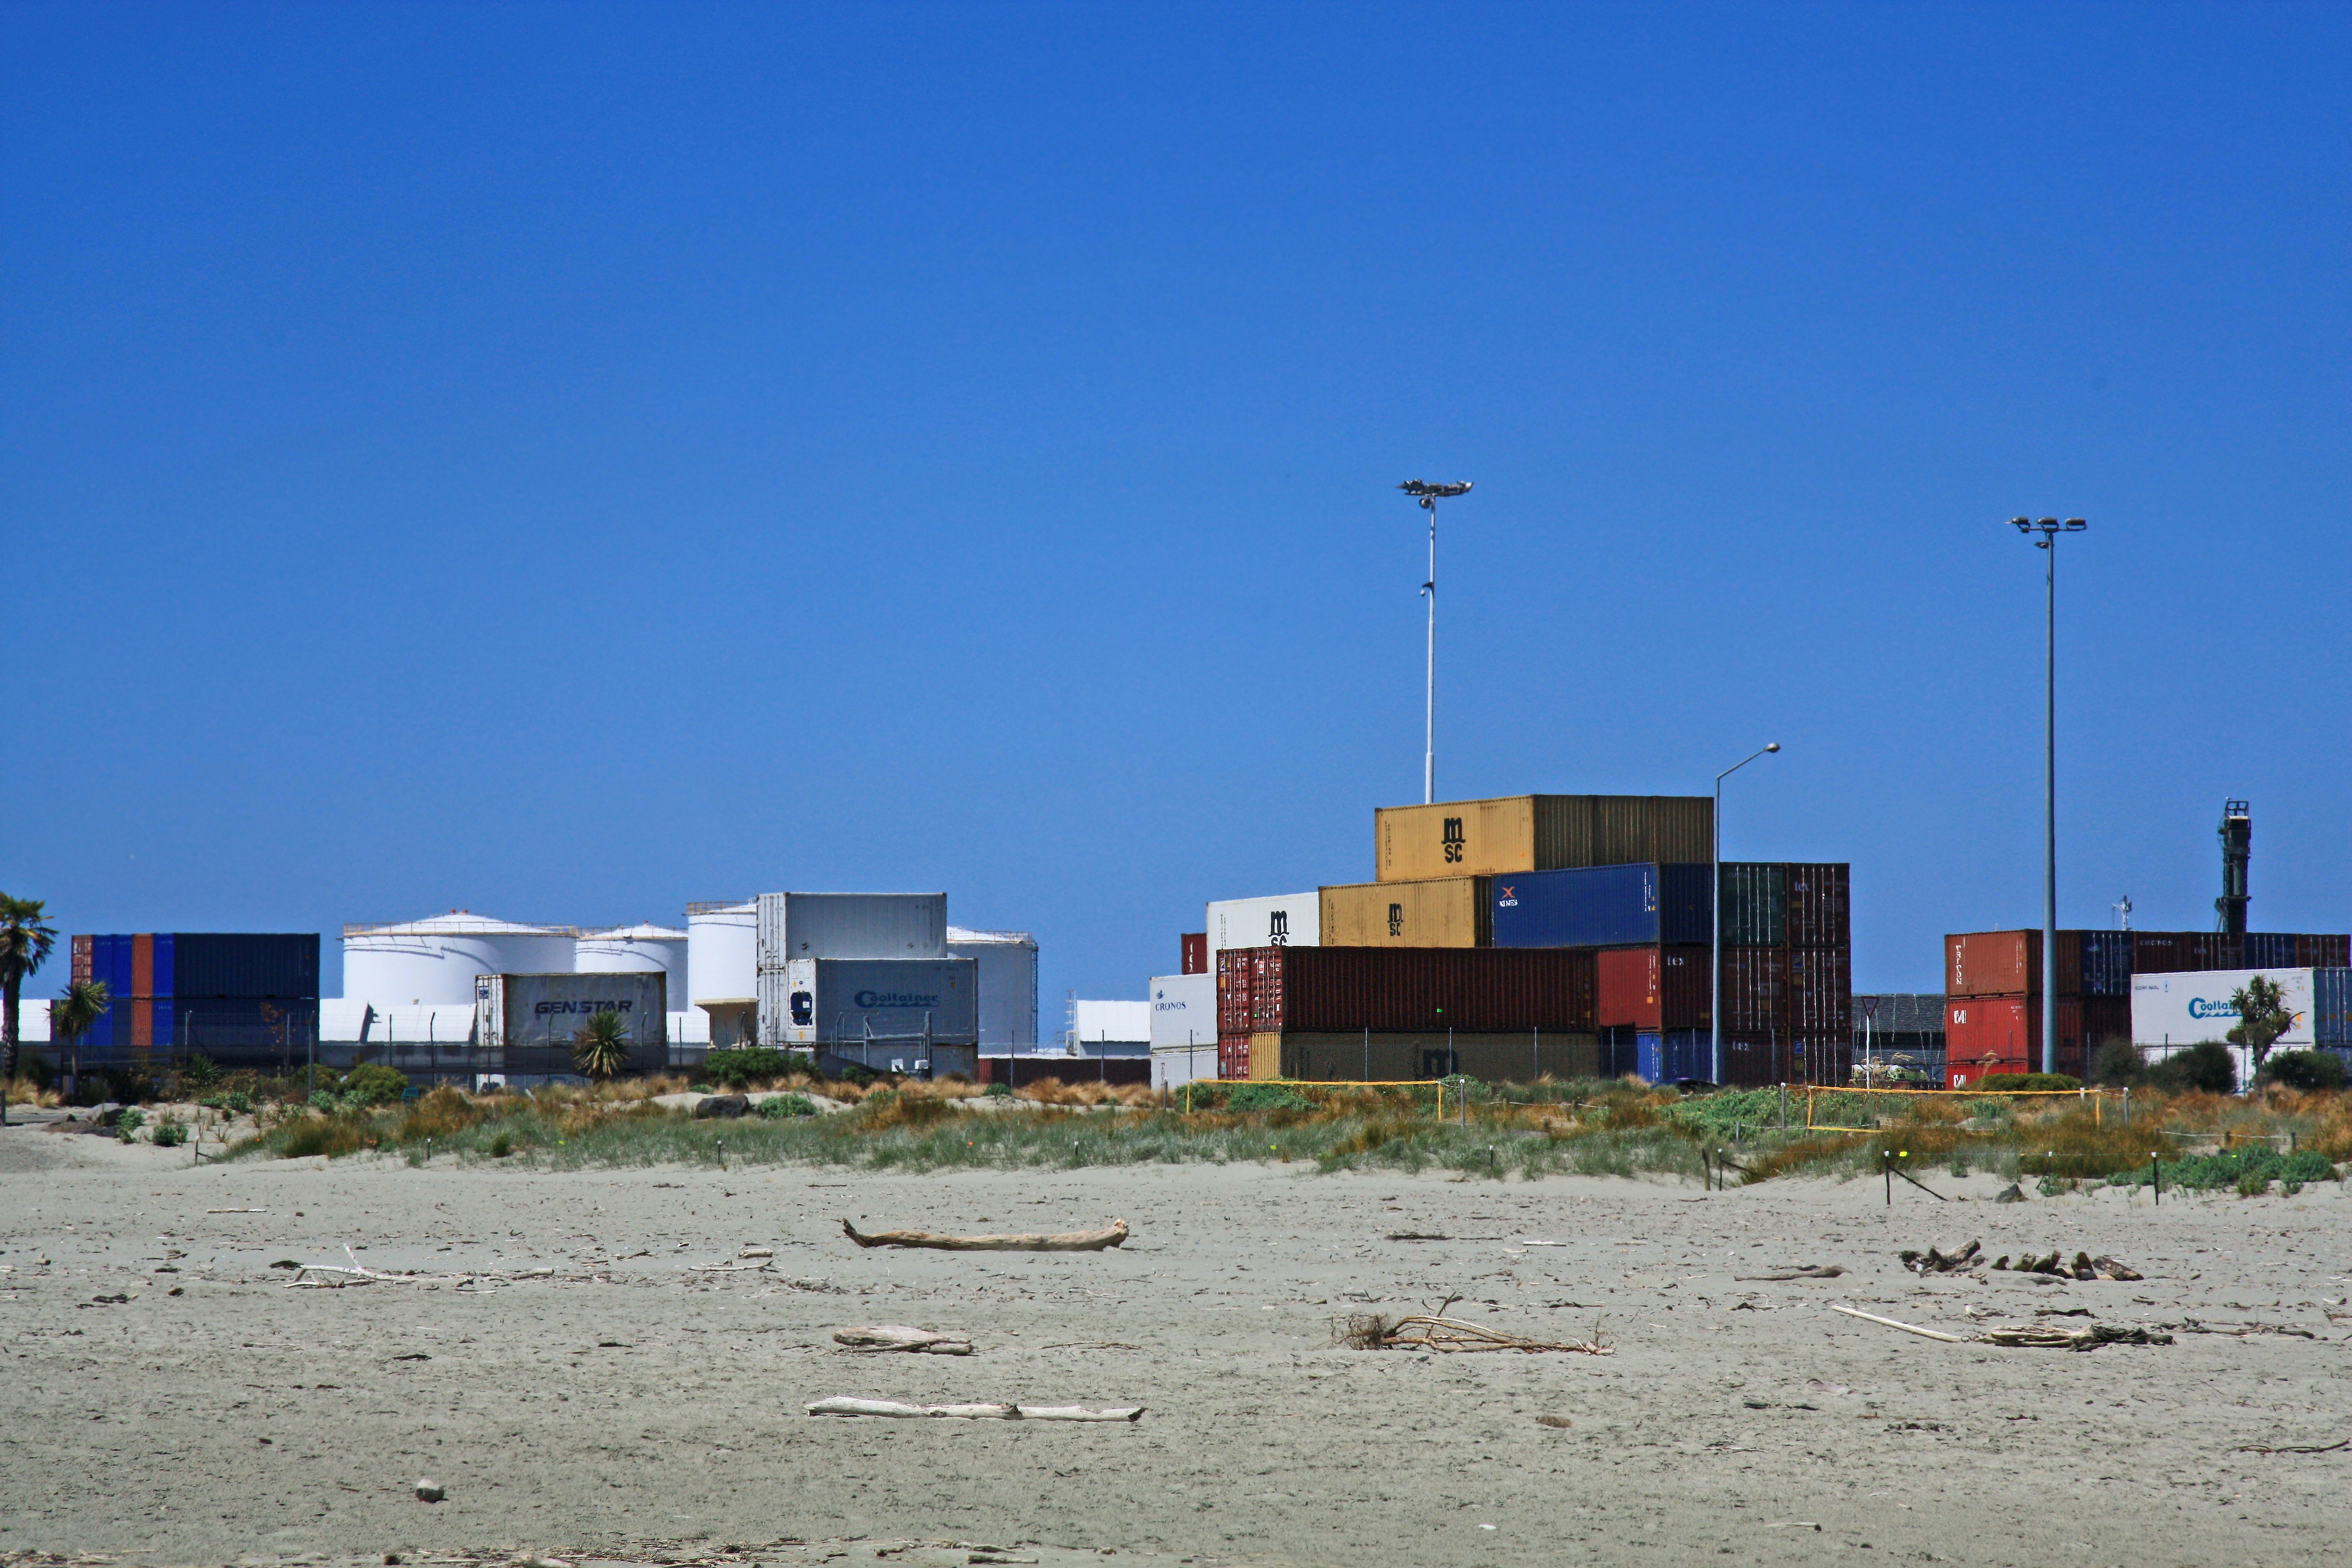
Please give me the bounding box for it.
[1374,795,1712,883]
[1320,878,1490,948]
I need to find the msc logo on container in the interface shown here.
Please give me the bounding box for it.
[855,989,942,1008]
[1388,902,1404,937]
[1442,816,1466,864]
[1268,910,1291,945]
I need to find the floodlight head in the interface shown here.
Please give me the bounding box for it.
[2064,518,2087,531]
[1765,742,1781,753]
[1399,480,1473,500]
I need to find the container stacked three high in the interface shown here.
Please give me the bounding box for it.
[1213,794,1850,1087]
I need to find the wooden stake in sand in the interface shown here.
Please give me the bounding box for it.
[840,1218,1128,1252]
[806,1397,1142,1421]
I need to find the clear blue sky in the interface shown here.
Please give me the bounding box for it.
[7,3,2349,1005]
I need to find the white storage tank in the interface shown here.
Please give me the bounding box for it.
[341,912,579,1006]
[949,925,1039,1049]
[687,901,758,1006]
[756,892,948,967]
[577,923,689,1014]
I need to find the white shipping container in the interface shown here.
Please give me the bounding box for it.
[757,892,948,968]
[1071,999,1150,1045]
[2132,968,2313,1087]
[473,972,669,1050]
[1152,1044,1218,1091]
[1148,972,1216,1050]
[1207,892,1319,954]
[758,956,978,1048]
[949,926,1039,1048]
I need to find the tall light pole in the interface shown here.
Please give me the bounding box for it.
[1712,742,1779,1086]
[1398,480,1472,804]
[2012,516,2086,1077]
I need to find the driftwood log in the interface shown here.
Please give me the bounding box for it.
[832,1325,974,1355]
[1835,1303,2172,1350]
[840,1218,1129,1252]
[805,1397,1142,1422]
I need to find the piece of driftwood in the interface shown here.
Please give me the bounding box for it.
[1830,1304,1968,1343]
[2237,1436,2352,1455]
[805,1397,1141,1422]
[1836,1303,2172,1351]
[1991,1249,2141,1281]
[832,1325,974,1355]
[840,1218,1128,1251]
[1736,1265,1845,1281]
[1901,1239,1981,1275]
[1337,1299,1610,1355]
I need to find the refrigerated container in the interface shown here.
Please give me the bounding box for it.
[755,892,948,968]
[2315,968,2352,1048]
[475,971,668,1052]
[1207,892,1319,952]
[1320,877,1490,948]
[1374,795,1713,883]
[1148,973,1217,1052]
[2130,968,2313,1051]
[757,956,978,1050]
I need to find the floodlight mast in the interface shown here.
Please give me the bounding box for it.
[1398,480,1473,804]
[2010,515,2088,1077]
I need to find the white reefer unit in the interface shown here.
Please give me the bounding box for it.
[1071,999,1151,1046]
[756,892,948,969]
[2132,967,2313,1089]
[576,924,688,1011]
[1207,892,1319,955]
[758,956,978,1077]
[949,926,1039,1049]
[342,913,579,1006]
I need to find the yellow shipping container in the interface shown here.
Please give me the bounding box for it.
[1374,794,1713,883]
[1319,877,1490,948]
[1249,1032,1283,1081]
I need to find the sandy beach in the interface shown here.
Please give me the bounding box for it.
[3,1117,2348,1567]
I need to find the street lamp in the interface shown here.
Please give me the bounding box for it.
[1712,742,1780,1087]
[2012,515,2087,1077]
[1398,480,1473,804]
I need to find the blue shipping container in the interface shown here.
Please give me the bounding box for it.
[1492,863,1713,949]
[1635,1028,1711,1084]
[2242,933,2298,970]
[2314,968,2351,1049]
[153,933,175,999]
[2077,930,2132,997]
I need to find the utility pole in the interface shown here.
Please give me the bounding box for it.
[1712,743,1780,1086]
[2012,516,2087,1077]
[1398,481,1472,804]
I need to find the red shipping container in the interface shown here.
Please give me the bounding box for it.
[1181,933,1208,976]
[1595,946,1709,1029]
[1946,996,2115,1084]
[1216,945,1596,1035]
[1720,947,1786,1031]
[132,933,154,1000]
[72,933,92,987]
[131,998,154,1049]
[2296,934,2351,968]
[1784,865,1851,949]
[1788,946,1852,1033]
[1218,1033,1251,1081]
[1946,931,2099,998]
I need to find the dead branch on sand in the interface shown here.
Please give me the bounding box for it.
[840,1218,1128,1251]
[1834,1303,2172,1350]
[832,1325,974,1355]
[1336,1297,1610,1355]
[805,1397,1141,1421]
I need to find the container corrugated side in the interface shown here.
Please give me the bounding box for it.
[1490,863,1712,949]
[2315,969,2352,1048]
[2130,931,2206,976]
[170,934,321,999]
[1787,946,1851,1033]
[1718,864,1786,946]
[1320,877,1489,948]
[1783,865,1850,948]
[1218,945,1597,1033]
[1720,948,1787,1031]
[1374,794,1713,883]
[1180,933,1207,974]
[2296,934,2351,968]
[1597,946,1708,1029]
[756,893,949,968]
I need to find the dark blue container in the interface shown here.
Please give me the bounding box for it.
[2077,930,2132,997]
[153,933,175,999]
[171,934,320,999]
[1635,1028,1711,1084]
[1717,863,1786,946]
[2314,968,2351,1049]
[2241,933,2298,970]
[1491,863,1713,949]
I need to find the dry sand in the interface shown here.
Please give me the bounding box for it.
[3,1116,2350,1567]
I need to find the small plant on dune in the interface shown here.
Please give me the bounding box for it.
[150,1118,188,1147]
[571,1011,633,1082]
[113,1107,146,1141]
[2236,1170,2270,1197]
[759,1093,817,1119]
[487,1132,514,1159]
[343,1063,411,1105]
[982,1081,1011,1097]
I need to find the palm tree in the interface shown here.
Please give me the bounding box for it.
[572,1009,631,1081]
[53,979,111,1106]
[1,895,58,1124]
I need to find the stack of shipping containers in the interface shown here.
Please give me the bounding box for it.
[1215,793,1852,1086]
[1942,929,2350,1086]
[68,933,322,1072]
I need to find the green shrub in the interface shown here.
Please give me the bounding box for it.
[1976,1072,2082,1093]
[1222,1083,1314,1114]
[342,1063,411,1105]
[113,1107,146,1141]
[2236,1170,2270,1197]
[703,1048,809,1088]
[2088,1038,2145,1086]
[759,1093,818,1118]
[2259,1049,2346,1092]
[179,1054,220,1088]
[2109,1145,2333,1193]
[487,1132,514,1158]
[2144,1042,2236,1095]
[982,1081,1011,1097]
[150,1119,188,1147]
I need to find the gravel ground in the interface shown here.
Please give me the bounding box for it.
[3,1119,2349,1567]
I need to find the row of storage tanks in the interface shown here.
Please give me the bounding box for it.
[1942,927,2352,1088]
[1148,793,1853,1088]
